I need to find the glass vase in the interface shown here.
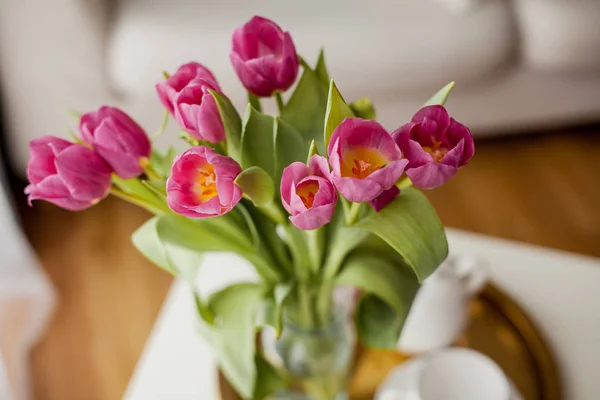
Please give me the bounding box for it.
[261,302,356,400]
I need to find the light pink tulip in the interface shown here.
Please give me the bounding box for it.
[79,106,151,179]
[156,62,219,115]
[281,155,337,230]
[327,118,408,203]
[392,105,474,189]
[173,79,226,143]
[166,146,242,218]
[25,136,112,211]
[230,16,299,97]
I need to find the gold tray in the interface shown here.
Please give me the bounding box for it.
[220,283,562,400]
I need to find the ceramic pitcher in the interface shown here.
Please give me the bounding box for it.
[398,257,487,354]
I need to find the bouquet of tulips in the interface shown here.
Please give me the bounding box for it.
[25,16,474,399]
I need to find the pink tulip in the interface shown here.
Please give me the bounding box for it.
[369,186,400,212]
[327,118,408,203]
[156,62,219,115]
[280,155,337,230]
[230,16,299,97]
[173,79,226,143]
[79,106,151,179]
[392,105,474,189]
[166,146,242,218]
[24,136,112,211]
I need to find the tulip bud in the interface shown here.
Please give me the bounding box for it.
[79,106,151,179]
[327,118,408,203]
[156,62,219,115]
[25,136,112,210]
[166,146,242,218]
[230,16,299,97]
[392,105,474,189]
[281,155,337,230]
[173,79,226,143]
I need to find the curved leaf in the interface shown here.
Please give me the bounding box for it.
[354,188,448,281]
[210,90,243,163]
[235,166,275,207]
[423,81,455,106]
[324,80,354,148]
[336,252,419,348]
[273,117,305,186]
[314,48,330,86]
[241,105,276,176]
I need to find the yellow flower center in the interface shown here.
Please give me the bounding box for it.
[296,181,319,209]
[194,163,218,203]
[341,147,388,179]
[423,139,448,162]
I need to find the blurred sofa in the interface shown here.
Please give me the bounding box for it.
[1,0,599,175]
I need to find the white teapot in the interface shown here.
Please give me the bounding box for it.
[398,257,487,354]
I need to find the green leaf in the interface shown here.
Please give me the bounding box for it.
[260,282,294,335]
[350,97,377,120]
[131,217,174,275]
[322,225,369,279]
[273,117,305,186]
[156,215,282,283]
[306,139,319,163]
[210,90,243,163]
[241,105,276,176]
[283,224,311,281]
[336,252,419,348]
[248,93,262,112]
[253,354,287,400]
[131,217,204,281]
[112,175,166,212]
[423,81,455,106]
[198,283,265,399]
[150,147,177,178]
[354,188,448,281]
[324,80,354,148]
[314,48,330,86]
[235,166,275,207]
[280,66,328,153]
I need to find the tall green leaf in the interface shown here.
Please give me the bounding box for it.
[336,251,419,348]
[241,105,276,176]
[423,81,455,106]
[324,80,354,148]
[253,355,287,400]
[280,66,328,153]
[210,90,243,163]
[112,175,166,213]
[354,188,448,281]
[273,117,305,186]
[314,48,330,86]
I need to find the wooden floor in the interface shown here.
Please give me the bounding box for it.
[13,128,600,400]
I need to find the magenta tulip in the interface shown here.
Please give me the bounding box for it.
[173,79,226,143]
[280,155,337,230]
[25,136,112,211]
[327,118,408,203]
[156,62,219,115]
[392,105,474,189]
[166,146,242,218]
[79,106,151,179]
[230,16,299,97]
[369,186,400,212]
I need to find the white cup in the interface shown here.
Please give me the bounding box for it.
[376,348,516,400]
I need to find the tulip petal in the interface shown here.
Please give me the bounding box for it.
[230,51,274,97]
[289,204,335,230]
[365,158,409,192]
[25,176,92,211]
[27,136,71,184]
[406,162,457,190]
[446,118,474,165]
[440,138,465,168]
[331,175,383,203]
[369,186,400,212]
[55,146,112,201]
[308,155,331,178]
[197,89,226,143]
[280,162,309,213]
[392,125,433,168]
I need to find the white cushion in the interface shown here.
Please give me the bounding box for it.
[106,0,516,109]
[515,0,600,73]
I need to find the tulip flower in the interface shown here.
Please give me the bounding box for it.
[166,146,242,218]
[327,118,408,203]
[281,155,337,230]
[156,62,219,115]
[230,16,299,97]
[369,186,400,212]
[173,79,226,143]
[25,136,112,211]
[392,105,474,189]
[79,106,151,179]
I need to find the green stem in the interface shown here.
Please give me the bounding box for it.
[396,176,413,190]
[257,201,287,225]
[152,109,169,140]
[347,202,363,225]
[306,227,325,274]
[275,92,285,114]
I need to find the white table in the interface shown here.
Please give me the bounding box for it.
[124,229,600,400]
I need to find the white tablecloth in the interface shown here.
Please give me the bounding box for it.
[125,229,600,400]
